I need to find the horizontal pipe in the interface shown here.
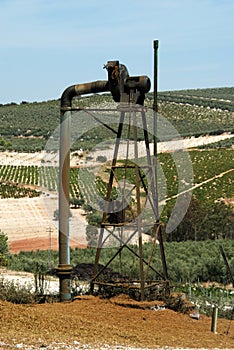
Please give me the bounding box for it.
[126,75,151,93]
[61,80,110,109]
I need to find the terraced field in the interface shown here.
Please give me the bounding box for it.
[0,133,233,252]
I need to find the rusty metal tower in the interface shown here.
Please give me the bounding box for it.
[58,40,168,302]
[90,46,168,301]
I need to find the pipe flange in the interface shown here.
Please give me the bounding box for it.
[57,264,73,275]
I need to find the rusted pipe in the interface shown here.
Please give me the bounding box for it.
[58,80,110,302]
[58,108,72,302]
[58,64,151,302]
[61,80,110,108]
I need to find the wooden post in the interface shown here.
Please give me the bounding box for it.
[211,306,218,333]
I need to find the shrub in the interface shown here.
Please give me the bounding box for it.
[0,230,9,267]
[96,155,107,162]
[0,278,35,304]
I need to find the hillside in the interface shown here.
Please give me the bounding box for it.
[0,87,233,152]
[156,86,234,111]
[0,89,233,350]
[0,87,233,260]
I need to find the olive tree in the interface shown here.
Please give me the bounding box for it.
[0,230,9,267]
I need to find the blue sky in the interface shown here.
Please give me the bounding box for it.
[0,0,233,104]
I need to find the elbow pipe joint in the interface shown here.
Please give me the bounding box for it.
[61,80,110,110]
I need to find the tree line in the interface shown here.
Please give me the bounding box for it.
[2,234,233,285]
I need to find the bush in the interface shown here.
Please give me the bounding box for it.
[0,230,9,267]
[96,155,107,162]
[86,225,99,247]
[86,211,102,227]
[0,278,35,304]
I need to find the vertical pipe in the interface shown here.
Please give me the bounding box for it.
[153,39,159,222]
[153,40,159,113]
[58,109,72,301]
[58,81,110,302]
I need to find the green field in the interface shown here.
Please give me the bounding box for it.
[0,149,233,202]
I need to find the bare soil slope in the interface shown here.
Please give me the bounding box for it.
[0,295,233,349]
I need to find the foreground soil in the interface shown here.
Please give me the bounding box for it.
[0,295,233,349]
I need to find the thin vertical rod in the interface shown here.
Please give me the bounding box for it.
[153,39,159,222]
[141,109,158,219]
[158,224,169,280]
[153,40,159,114]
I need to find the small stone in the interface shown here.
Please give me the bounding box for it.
[189,311,200,320]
